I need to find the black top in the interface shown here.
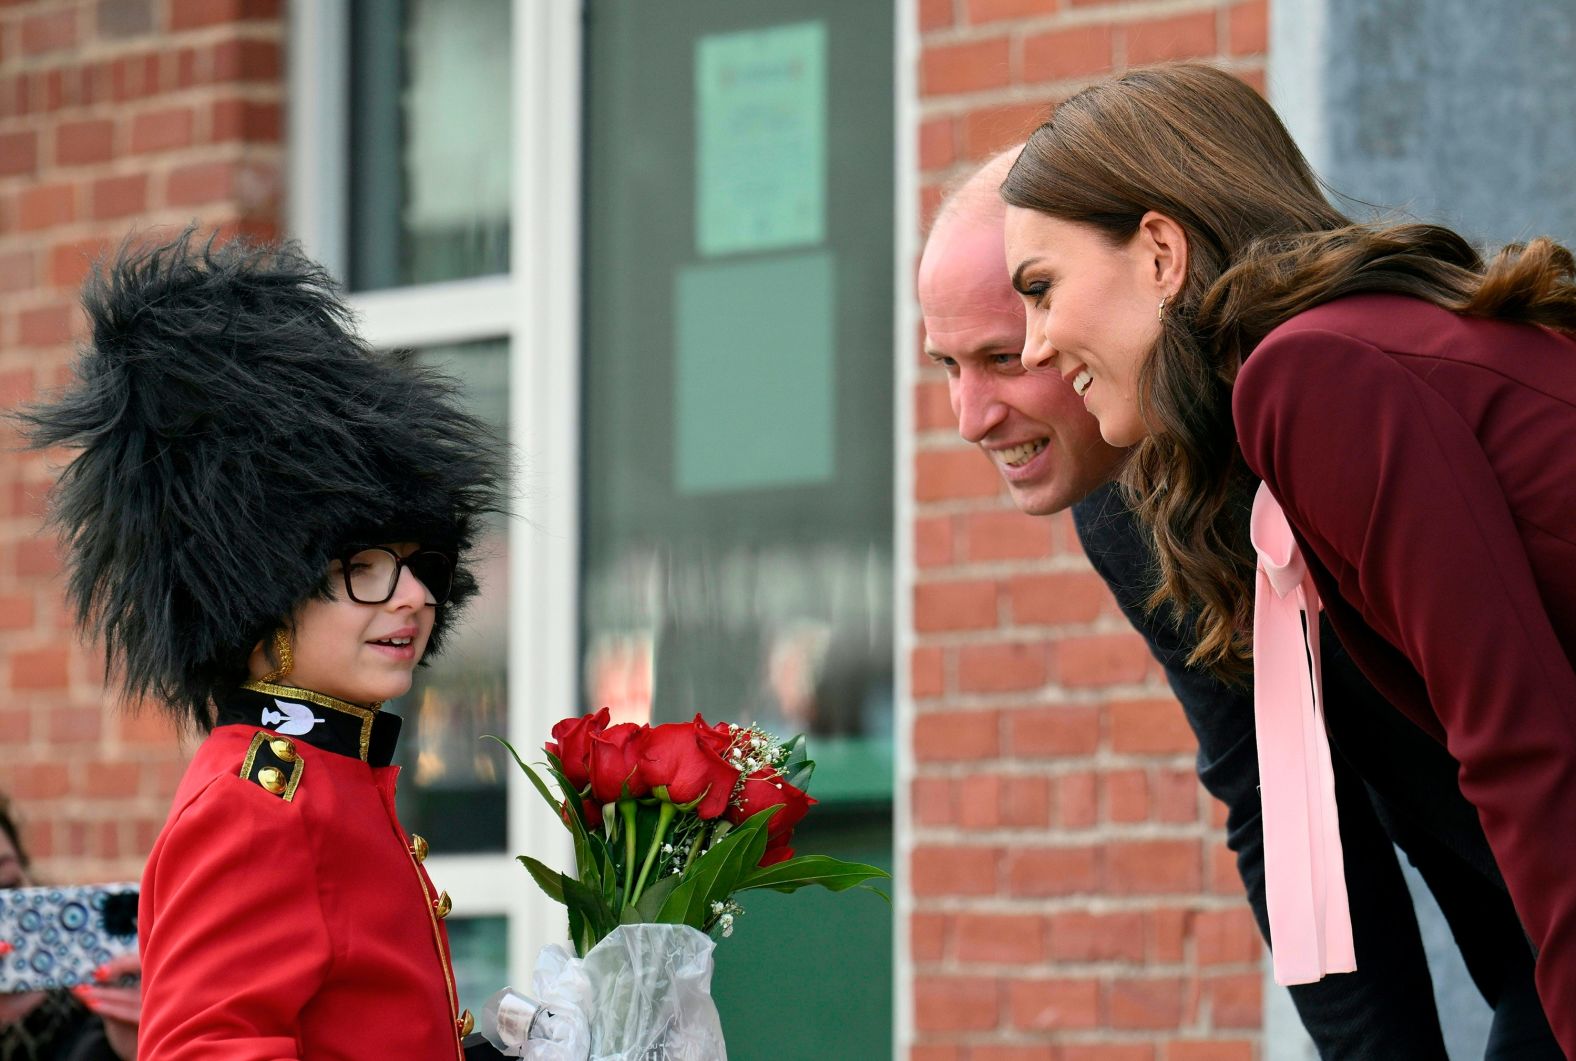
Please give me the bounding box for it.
[0,991,117,1061]
[1071,483,1554,1059]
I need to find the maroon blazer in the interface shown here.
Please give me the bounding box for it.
[1234,292,1576,1053]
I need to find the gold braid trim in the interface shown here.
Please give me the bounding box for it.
[242,680,378,762]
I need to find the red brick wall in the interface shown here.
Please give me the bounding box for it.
[0,0,284,884]
[909,1,1269,1058]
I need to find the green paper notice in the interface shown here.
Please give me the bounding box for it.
[696,21,826,257]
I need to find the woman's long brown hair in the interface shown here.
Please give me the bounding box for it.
[1001,62,1576,682]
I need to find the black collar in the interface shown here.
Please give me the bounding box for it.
[216,682,403,766]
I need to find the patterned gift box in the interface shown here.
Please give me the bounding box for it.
[0,883,139,992]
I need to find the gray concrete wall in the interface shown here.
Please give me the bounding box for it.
[1267,1,1576,1056]
[1279,0,1576,245]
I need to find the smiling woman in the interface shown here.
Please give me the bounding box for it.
[18,229,507,1059]
[1003,205,1180,448]
[999,62,1576,1054]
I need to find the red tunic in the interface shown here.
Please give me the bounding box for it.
[137,682,469,1060]
[1234,293,1576,1054]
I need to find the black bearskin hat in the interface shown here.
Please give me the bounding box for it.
[20,229,506,731]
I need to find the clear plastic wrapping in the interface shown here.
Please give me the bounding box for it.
[480,924,727,1060]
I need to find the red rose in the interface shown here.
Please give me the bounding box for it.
[589,723,651,804]
[728,768,815,866]
[636,718,741,819]
[546,707,610,791]
[698,719,733,756]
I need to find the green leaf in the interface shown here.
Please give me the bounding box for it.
[561,872,617,953]
[485,735,563,819]
[516,855,567,905]
[656,808,778,929]
[566,901,585,950]
[631,872,682,922]
[486,734,617,905]
[783,758,815,792]
[777,733,814,791]
[736,855,891,900]
[779,733,808,765]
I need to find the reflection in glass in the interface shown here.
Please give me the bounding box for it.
[349,0,512,291]
[583,545,893,743]
[446,916,509,1021]
[581,2,896,805]
[389,338,510,852]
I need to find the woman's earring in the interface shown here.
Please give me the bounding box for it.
[1157,295,1169,322]
[260,627,294,683]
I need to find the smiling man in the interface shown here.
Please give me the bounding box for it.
[918,151,1126,514]
[915,151,1558,1057]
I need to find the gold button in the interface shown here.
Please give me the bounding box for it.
[257,766,287,794]
[433,890,452,918]
[269,738,298,763]
[457,1009,474,1037]
[409,834,429,863]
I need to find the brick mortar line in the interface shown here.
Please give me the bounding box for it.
[0,96,287,137]
[913,52,1267,120]
[906,550,1106,570]
[0,24,284,73]
[907,690,1178,706]
[912,894,1245,911]
[911,958,1265,975]
[909,754,1200,773]
[910,557,1109,576]
[0,207,284,265]
[913,1033,1264,1049]
[912,618,1150,639]
[26,145,287,181]
[912,825,1220,844]
[911,690,1178,710]
[918,621,1128,639]
[920,0,1253,47]
[911,689,1182,711]
[0,95,287,133]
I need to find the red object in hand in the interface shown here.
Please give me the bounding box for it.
[636,716,741,820]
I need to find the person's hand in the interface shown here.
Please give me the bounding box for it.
[72,952,140,1061]
[0,989,46,1026]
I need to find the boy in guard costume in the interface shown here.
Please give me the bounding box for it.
[21,230,506,1060]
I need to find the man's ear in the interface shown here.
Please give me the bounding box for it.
[1137,210,1189,296]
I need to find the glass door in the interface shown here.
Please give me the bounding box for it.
[581,2,897,1057]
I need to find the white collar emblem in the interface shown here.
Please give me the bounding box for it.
[262,698,327,735]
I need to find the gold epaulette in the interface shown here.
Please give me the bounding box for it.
[239,731,305,801]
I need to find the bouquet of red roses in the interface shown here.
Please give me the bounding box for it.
[477,713,886,1058]
[492,709,887,956]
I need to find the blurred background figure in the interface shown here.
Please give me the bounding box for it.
[0,794,138,1061]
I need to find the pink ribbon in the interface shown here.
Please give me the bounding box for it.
[1251,483,1356,985]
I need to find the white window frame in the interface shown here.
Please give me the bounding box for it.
[891,2,918,1057]
[287,0,582,986]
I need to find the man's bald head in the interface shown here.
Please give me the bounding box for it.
[928,147,1020,242]
[917,147,1022,350]
[917,147,1127,516]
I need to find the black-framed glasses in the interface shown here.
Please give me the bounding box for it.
[337,547,456,606]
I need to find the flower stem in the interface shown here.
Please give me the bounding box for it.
[683,824,708,872]
[630,801,678,908]
[619,799,638,910]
